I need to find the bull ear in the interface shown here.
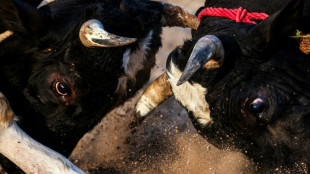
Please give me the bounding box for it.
[250,0,303,49]
[0,0,50,37]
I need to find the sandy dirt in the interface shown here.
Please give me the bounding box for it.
[69,0,256,173]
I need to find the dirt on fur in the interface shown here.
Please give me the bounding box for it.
[69,0,256,173]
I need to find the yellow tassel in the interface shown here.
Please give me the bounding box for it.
[291,30,310,54]
[299,37,310,54]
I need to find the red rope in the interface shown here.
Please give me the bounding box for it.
[198,7,269,24]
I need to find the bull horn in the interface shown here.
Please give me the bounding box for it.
[161,2,200,30]
[135,72,173,119]
[79,19,137,48]
[177,35,224,86]
[37,0,55,8]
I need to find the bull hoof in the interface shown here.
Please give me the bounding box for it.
[0,93,15,129]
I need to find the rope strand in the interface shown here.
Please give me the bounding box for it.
[198,7,269,24]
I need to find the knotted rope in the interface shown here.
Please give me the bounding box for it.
[198,7,268,24]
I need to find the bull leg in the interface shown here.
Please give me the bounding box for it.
[0,93,85,174]
[134,72,173,124]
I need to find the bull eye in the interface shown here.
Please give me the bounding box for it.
[250,98,265,118]
[55,81,71,96]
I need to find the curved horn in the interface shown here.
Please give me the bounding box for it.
[177,35,224,86]
[136,72,173,118]
[37,0,55,8]
[79,19,137,48]
[161,3,200,30]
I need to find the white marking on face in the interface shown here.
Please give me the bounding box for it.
[167,62,212,125]
[122,30,153,81]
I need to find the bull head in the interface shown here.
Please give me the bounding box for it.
[0,0,202,158]
[137,0,310,172]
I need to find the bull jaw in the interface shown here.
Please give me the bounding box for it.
[167,62,212,125]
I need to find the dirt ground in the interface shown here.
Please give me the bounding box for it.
[69,0,255,173]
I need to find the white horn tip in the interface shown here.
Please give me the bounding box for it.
[79,19,137,48]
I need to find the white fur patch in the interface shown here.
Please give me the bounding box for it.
[0,122,85,174]
[122,30,153,80]
[167,62,212,125]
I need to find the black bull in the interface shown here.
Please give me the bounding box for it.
[0,0,199,172]
[136,0,310,172]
